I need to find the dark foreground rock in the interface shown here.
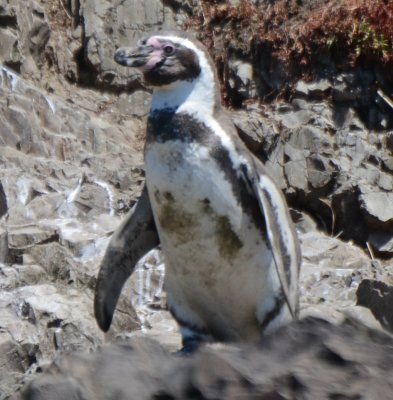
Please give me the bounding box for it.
[13,317,393,400]
[357,279,393,333]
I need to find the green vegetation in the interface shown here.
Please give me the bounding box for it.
[351,22,390,59]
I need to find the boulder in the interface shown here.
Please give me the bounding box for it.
[15,318,393,400]
[357,279,393,332]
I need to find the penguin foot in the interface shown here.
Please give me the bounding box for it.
[177,339,202,356]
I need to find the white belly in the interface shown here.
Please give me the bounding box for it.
[145,140,281,341]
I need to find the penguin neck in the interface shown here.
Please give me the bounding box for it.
[150,64,220,119]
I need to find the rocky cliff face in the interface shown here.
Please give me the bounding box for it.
[0,0,183,396]
[1,0,393,399]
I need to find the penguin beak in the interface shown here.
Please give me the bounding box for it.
[114,45,155,68]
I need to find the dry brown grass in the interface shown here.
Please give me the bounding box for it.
[42,0,73,31]
[301,0,393,65]
[186,0,393,103]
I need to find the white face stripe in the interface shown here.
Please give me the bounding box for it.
[150,35,216,114]
[150,35,247,169]
[151,35,215,82]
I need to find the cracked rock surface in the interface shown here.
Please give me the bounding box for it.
[12,318,393,400]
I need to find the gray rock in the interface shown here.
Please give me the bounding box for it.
[360,191,393,223]
[0,283,101,397]
[279,108,312,129]
[0,331,34,397]
[0,227,8,263]
[0,0,187,92]
[26,242,76,283]
[368,232,393,254]
[117,90,152,118]
[228,58,256,100]
[7,225,58,250]
[236,97,393,253]
[16,318,393,400]
[284,159,308,190]
[0,29,21,68]
[298,228,381,329]
[295,79,332,98]
[0,264,46,289]
[0,56,146,396]
[233,108,273,153]
[357,279,393,332]
[306,155,335,189]
[20,376,88,400]
[69,0,177,88]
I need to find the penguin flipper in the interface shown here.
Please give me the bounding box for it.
[94,185,160,332]
[249,159,301,319]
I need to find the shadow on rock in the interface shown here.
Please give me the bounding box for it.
[357,279,393,333]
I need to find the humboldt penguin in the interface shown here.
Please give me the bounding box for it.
[94,30,301,352]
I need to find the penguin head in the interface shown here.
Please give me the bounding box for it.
[115,31,221,113]
[114,32,205,86]
[114,31,204,87]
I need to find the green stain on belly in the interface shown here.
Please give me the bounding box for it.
[156,192,243,257]
[215,215,243,260]
[157,191,197,242]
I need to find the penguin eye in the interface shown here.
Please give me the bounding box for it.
[163,45,175,55]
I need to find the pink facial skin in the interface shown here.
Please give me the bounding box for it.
[142,37,166,71]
